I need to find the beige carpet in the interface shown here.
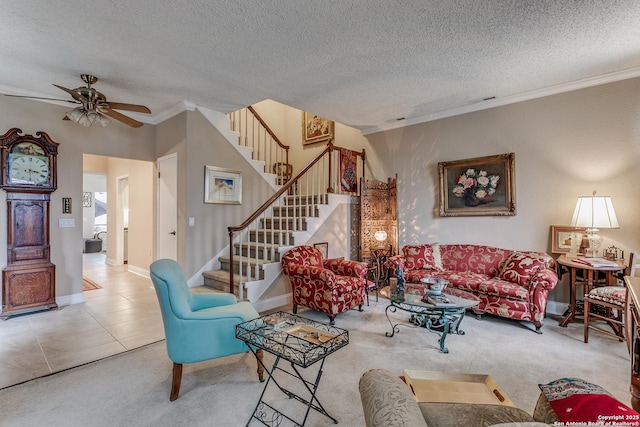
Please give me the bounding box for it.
[0,297,631,427]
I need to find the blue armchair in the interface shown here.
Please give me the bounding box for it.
[150,259,264,401]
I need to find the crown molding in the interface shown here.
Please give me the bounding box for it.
[360,67,640,135]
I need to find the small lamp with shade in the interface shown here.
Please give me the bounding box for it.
[570,191,619,258]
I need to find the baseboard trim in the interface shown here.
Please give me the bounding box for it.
[57,292,85,306]
[545,300,566,317]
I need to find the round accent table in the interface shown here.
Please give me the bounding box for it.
[556,254,626,327]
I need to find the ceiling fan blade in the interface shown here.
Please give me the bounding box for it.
[98,107,143,128]
[104,102,151,114]
[4,94,80,104]
[53,84,89,103]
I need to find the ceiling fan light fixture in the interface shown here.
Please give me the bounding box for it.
[98,114,111,127]
[66,107,84,122]
[66,107,111,128]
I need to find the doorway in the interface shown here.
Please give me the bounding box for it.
[82,154,154,284]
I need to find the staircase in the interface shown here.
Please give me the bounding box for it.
[202,194,326,296]
[198,105,364,310]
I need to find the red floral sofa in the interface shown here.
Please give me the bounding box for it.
[281,245,367,324]
[388,243,558,332]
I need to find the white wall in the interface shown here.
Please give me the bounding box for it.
[105,157,154,276]
[365,77,640,304]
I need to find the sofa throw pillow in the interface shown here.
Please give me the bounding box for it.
[498,251,547,287]
[538,377,639,424]
[403,244,442,271]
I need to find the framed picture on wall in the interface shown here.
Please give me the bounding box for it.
[82,192,92,207]
[314,242,328,259]
[438,152,516,217]
[550,225,586,254]
[302,112,334,146]
[204,166,242,204]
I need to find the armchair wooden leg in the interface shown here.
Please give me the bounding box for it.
[292,303,298,314]
[328,314,336,325]
[358,303,363,312]
[170,363,183,401]
[256,349,265,382]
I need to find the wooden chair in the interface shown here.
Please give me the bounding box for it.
[584,252,637,344]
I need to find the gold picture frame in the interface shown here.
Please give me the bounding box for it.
[302,112,334,145]
[204,165,242,204]
[438,152,516,217]
[314,242,328,258]
[550,225,586,254]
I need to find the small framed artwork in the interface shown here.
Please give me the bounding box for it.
[314,242,328,259]
[550,226,586,254]
[204,166,242,204]
[438,152,516,217]
[82,192,92,207]
[302,112,334,146]
[62,197,72,214]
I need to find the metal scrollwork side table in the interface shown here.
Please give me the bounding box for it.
[236,312,349,426]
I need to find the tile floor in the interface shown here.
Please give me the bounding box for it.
[0,253,172,390]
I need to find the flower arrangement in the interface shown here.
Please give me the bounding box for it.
[452,168,499,207]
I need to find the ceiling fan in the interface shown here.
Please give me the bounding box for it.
[5,74,151,128]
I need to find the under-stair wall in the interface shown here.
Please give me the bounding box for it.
[180,108,276,281]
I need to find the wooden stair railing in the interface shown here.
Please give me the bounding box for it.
[228,106,290,181]
[226,141,365,297]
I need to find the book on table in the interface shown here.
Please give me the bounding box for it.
[574,257,619,267]
[426,295,456,307]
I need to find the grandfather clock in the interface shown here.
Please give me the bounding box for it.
[0,128,58,319]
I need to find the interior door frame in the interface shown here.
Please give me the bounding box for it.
[157,153,178,261]
[115,174,129,266]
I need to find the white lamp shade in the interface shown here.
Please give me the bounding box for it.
[374,230,388,242]
[571,195,619,230]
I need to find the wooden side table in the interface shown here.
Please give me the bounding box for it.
[556,255,626,327]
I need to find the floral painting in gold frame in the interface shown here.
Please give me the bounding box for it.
[302,112,334,145]
[438,152,516,217]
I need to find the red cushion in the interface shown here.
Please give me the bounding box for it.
[498,251,547,287]
[402,244,440,271]
[539,378,639,424]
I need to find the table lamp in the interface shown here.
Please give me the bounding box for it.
[570,191,619,257]
[374,230,387,247]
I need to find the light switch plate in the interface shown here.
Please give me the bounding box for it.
[59,218,75,228]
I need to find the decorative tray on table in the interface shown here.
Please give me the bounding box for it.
[283,324,336,344]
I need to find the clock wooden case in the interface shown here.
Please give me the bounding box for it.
[0,128,59,319]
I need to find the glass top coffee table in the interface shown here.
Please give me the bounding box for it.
[385,285,479,353]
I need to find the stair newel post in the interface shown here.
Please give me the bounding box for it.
[228,230,235,296]
[327,140,334,193]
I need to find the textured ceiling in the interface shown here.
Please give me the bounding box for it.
[1,1,640,134]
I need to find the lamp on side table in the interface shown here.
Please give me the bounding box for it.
[367,231,392,304]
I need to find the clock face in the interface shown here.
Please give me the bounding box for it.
[8,154,50,185]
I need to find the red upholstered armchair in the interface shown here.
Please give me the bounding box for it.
[281,245,367,324]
